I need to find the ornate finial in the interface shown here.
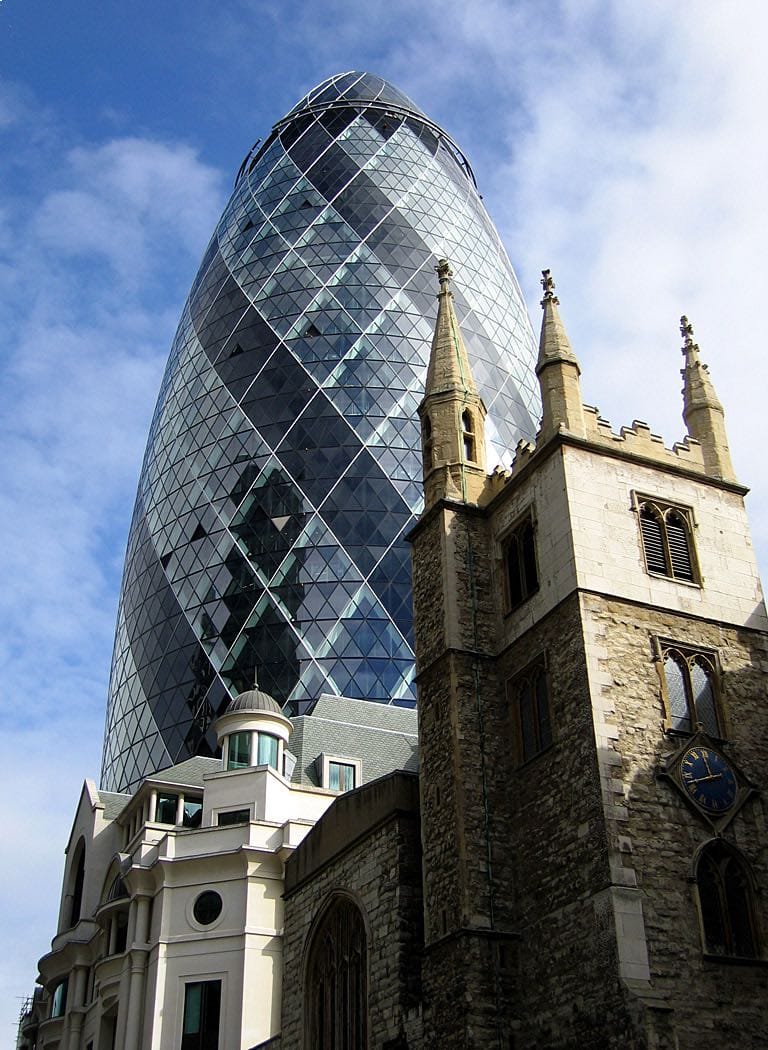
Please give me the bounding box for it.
[436,258,453,289]
[540,268,559,307]
[680,315,699,357]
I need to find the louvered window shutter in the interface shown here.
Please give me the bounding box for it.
[666,512,694,581]
[640,507,667,574]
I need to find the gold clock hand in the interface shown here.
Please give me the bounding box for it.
[690,773,722,785]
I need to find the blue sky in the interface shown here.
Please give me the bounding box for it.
[2,0,767,1036]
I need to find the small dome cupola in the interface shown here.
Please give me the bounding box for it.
[214,681,293,774]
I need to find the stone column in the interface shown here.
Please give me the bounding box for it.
[66,965,88,1050]
[122,897,151,1050]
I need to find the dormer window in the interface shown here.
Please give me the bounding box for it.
[318,753,361,792]
[461,409,475,462]
[329,761,356,791]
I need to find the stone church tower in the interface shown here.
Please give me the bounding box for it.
[411,265,768,1049]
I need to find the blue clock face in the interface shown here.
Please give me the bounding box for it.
[680,747,737,814]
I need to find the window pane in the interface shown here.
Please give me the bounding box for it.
[183,983,202,1035]
[640,507,667,575]
[663,654,691,732]
[51,979,67,1018]
[257,733,279,768]
[724,860,757,957]
[535,670,552,750]
[519,679,536,761]
[218,808,250,826]
[183,799,203,828]
[698,854,727,955]
[329,761,356,791]
[691,659,719,736]
[227,731,251,769]
[521,521,538,597]
[156,792,178,824]
[506,537,522,607]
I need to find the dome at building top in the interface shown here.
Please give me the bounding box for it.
[237,71,474,188]
[226,687,284,717]
[281,71,428,125]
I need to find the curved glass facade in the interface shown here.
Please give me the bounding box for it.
[101,71,540,792]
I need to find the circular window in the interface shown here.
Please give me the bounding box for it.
[193,890,223,926]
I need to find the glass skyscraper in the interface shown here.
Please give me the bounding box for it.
[101,71,540,792]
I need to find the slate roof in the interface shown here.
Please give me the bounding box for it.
[288,694,418,787]
[146,756,222,787]
[96,790,131,820]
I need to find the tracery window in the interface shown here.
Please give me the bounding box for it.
[659,643,721,736]
[637,498,697,583]
[508,661,552,764]
[305,896,367,1050]
[696,841,760,958]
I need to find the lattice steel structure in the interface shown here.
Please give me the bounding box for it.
[102,71,540,792]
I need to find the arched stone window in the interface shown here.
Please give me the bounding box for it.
[68,838,86,927]
[507,660,552,765]
[504,515,539,610]
[422,414,433,471]
[638,499,697,582]
[305,895,367,1050]
[696,841,760,958]
[461,409,475,462]
[660,645,721,736]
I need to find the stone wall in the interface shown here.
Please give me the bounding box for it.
[582,593,768,1050]
[279,773,423,1050]
[495,593,648,1049]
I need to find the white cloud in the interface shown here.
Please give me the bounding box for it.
[0,119,225,1021]
[479,0,768,577]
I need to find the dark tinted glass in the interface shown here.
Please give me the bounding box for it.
[193,891,223,926]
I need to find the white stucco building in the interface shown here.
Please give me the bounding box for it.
[19,691,417,1050]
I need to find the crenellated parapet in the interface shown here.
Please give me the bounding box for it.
[511,273,736,490]
[579,406,709,474]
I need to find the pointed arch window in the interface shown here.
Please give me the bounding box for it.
[659,643,721,737]
[508,660,552,764]
[696,841,760,958]
[637,497,698,583]
[305,895,367,1050]
[422,414,433,471]
[68,839,86,927]
[504,514,539,610]
[461,409,476,462]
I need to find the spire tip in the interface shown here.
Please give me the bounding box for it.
[540,268,559,307]
[436,258,453,289]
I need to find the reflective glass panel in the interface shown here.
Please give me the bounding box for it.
[102,71,540,792]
